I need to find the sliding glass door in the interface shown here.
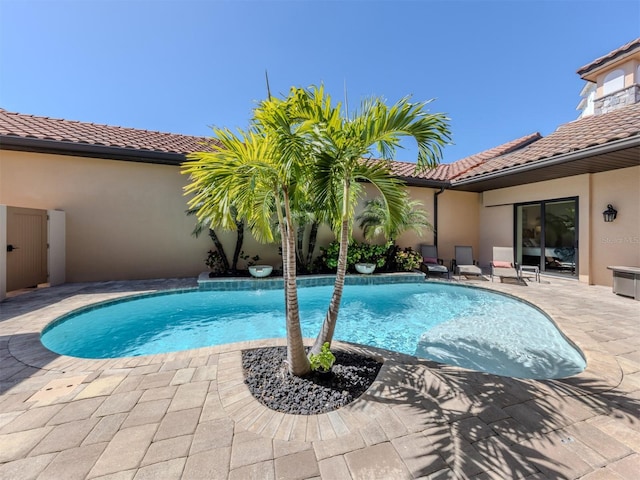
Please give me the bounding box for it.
[515,198,578,277]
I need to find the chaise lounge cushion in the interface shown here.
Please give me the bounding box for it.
[492,260,513,268]
[458,264,482,275]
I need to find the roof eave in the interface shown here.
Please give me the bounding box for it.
[0,135,187,166]
[395,176,450,188]
[577,41,640,80]
[450,135,640,191]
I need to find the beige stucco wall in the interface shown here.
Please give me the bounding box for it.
[480,167,640,286]
[433,189,481,266]
[356,184,480,268]
[393,185,436,249]
[0,205,6,300]
[482,175,591,282]
[0,150,281,282]
[3,148,635,288]
[477,203,513,269]
[47,209,66,286]
[590,165,640,286]
[594,55,640,97]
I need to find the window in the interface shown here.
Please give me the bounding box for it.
[602,69,624,95]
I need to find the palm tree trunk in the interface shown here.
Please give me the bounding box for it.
[305,222,319,269]
[279,190,310,376]
[208,228,230,272]
[311,181,350,355]
[296,224,306,272]
[231,219,244,273]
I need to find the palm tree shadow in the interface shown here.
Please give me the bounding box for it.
[353,341,638,479]
[0,278,197,396]
[0,332,61,395]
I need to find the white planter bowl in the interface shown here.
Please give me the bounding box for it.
[355,263,376,274]
[249,265,273,278]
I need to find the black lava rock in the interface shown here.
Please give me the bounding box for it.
[242,346,382,415]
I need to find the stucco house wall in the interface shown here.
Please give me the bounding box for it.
[433,190,480,267]
[0,150,230,282]
[590,165,640,286]
[478,166,640,286]
[357,184,481,269]
[2,146,637,289]
[481,175,591,283]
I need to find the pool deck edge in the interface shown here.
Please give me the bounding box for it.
[0,276,639,479]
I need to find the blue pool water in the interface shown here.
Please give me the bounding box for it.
[41,283,586,379]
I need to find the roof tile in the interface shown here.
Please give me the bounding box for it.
[454,103,640,181]
[2,104,639,185]
[0,109,213,154]
[577,38,640,76]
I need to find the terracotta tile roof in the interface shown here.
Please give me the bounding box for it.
[0,109,213,154]
[388,160,450,181]
[454,102,640,181]
[382,133,541,182]
[446,133,542,180]
[577,38,640,77]
[2,104,638,187]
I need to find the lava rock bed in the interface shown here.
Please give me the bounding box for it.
[242,346,383,415]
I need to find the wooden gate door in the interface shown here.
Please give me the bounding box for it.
[6,207,48,292]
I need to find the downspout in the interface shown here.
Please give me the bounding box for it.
[433,187,445,247]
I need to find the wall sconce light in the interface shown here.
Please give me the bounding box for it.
[603,204,617,222]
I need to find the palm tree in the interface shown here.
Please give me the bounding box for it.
[357,195,433,242]
[182,94,315,375]
[295,87,451,355]
[187,204,245,273]
[183,85,450,375]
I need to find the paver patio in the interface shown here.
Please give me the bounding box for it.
[0,275,638,479]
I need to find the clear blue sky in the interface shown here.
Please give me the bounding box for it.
[1,1,638,163]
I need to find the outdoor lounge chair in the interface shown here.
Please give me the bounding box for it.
[420,244,449,278]
[490,246,520,282]
[453,245,483,279]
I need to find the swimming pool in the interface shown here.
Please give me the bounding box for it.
[41,282,586,379]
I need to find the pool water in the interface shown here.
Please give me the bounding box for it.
[41,282,586,379]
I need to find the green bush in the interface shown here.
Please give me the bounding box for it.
[309,342,336,373]
[394,247,423,271]
[319,240,390,271]
[205,250,226,275]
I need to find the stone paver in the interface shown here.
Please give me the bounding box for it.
[0,276,638,479]
[228,460,275,480]
[274,449,320,479]
[38,442,107,480]
[31,417,100,455]
[344,442,412,479]
[230,431,274,470]
[121,398,171,429]
[133,458,186,480]
[140,434,192,466]
[182,447,231,479]
[88,424,157,477]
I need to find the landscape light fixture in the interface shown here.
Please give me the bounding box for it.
[602,204,617,222]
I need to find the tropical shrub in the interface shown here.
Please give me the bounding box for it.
[319,241,389,271]
[394,247,423,271]
[240,251,261,268]
[205,250,226,275]
[309,342,336,373]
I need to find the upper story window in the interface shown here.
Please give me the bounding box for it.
[602,69,625,95]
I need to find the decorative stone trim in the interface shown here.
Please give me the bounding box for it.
[197,271,427,291]
[594,85,640,115]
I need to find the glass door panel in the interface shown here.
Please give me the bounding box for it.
[515,198,578,278]
[544,200,577,275]
[516,204,542,268]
